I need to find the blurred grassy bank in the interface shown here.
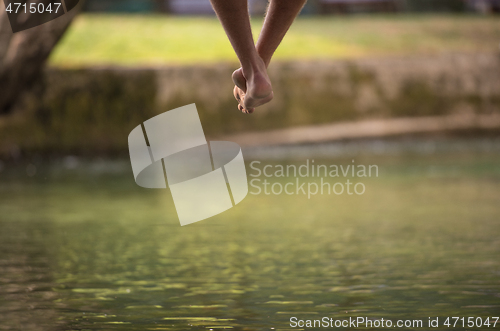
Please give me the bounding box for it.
[50,14,500,67]
[2,15,500,158]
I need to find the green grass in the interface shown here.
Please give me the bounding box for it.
[49,14,500,67]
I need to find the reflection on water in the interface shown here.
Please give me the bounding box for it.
[1,146,500,330]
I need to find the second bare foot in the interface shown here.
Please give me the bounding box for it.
[231,64,273,114]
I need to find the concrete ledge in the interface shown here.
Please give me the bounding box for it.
[219,113,500,147]
[1,52,499,156]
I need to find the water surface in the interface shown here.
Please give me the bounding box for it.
[1,146,499,330]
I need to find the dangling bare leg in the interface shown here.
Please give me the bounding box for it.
[232,0,307,113]
[209,0,273,114]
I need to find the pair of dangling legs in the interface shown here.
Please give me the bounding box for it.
[210,0,307,113]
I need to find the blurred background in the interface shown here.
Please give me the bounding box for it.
[1,0,500,156]
[1,1,500,330]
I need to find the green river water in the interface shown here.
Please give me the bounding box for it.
[1,143,499,330]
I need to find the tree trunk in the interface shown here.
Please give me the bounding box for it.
[0,1,81,115]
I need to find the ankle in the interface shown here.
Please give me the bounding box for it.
[241,54,266,77]
[245,70,272,98]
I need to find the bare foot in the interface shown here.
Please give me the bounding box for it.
[231,65,273,114]
[233,84,252,114]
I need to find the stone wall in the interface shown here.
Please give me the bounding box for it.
[1,52,499,156]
